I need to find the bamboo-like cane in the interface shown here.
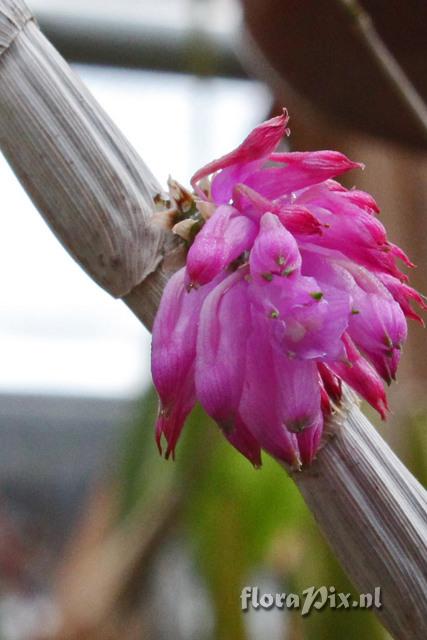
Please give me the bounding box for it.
[0,0,179,306]
[0,3,425,639]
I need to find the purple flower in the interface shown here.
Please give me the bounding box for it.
[151,111,425,469]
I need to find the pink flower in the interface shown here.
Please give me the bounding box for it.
[151,111,425,469]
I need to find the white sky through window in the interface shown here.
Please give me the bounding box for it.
[0,65,270,398]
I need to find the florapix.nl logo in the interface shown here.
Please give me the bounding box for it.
[241,586,382,616]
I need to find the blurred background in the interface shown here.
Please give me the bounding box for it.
[0,0,425,638]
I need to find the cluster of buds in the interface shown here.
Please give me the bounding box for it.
[151,111,425,469]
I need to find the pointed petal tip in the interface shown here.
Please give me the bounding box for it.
[378,403,388,421]
[217,414,263,468]
[390,243,416,268]
[155,431,163,456]
[342,156,364,172]
[165,445,176,461]
[249,451,263,468]
[156,418,176,460]
[191,111,290,199]
[297,417,323,467]
[267,107,290,132]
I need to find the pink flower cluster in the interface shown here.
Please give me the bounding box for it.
[151,112,425,469]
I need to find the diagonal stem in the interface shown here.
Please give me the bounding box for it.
[292,397,427,640]
[336,0,427,143]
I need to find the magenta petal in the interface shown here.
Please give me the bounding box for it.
[347,284,407,383]
[222,414,262,467]
[240,314,323,467]
[233,183,324,235]
[297,185,387,243]
[295,186,403,279]
[249,274,319,321]
[250,274,350,361]
[303,220,406,283]
[196,272,249,423]
[378,273,427,325]
[277,207,324,236]
[323,179,380,213]
[303,257,408,382]
[277,303,347,360]
[279,283,350,360]
[278,356,323,436]
[296,415,323,465]
[331,334,388,419]
[186,205,257,287]
[250,212,302,280]
[232,182,284,223]
[244,150,362,199]
[334,187,380,214]
[318,363,342,404]
[323,179,346,193]
[151,269,195,397]
[195,271,262,466]
[270,150,363,173]
[389,243,415,268]
[320,386,332,416]
[151,268,219,456]
[239,316,301,467]
[191,112,289,202]
[154,377,196,459]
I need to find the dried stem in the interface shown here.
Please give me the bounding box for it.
[336,0,427,143]
[0,0,175,303]
[0,2,426,639]
[292,397,427,640]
